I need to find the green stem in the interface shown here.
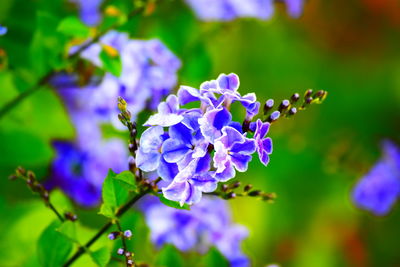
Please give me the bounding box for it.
[63,188,150,267]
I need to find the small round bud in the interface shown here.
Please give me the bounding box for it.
[230,181,241,189]
[289,107,297,115]
[65,212,78,221]
[268,111,280,122]
[221,184,228,192]
[130,128,137,138]
[305,97,313,104]
[127,259,133,265]
[16,166,26,176]
[315,90,325,98]
[291,93,300,103]
[248,190,262,197]
[305,89,313,98]
[244,184,253,192]
[27,171,36,180]
[125,251,132,257]
[124,230,132,238]
[227,192,236,199]
[128,143,137,153]
[117,248,124,255]
[263,99,274,114]
[108,232,119,240]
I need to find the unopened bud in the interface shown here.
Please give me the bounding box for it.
[124,230,132,238]
[244,184,253,192]
[227,192,236,199]
[305,97,313,104]
[65,212,78,221]
[125,251,132,257]
[108,232,120,240]
[230,181,241,189]
[289,107,297,115]
[221,184,228,192]
[279,99,290,112]
[305,89,313,98]
[248,190,262,197]
[263,99,274,114]
[117,248,124,255]
[117,97,127,111]
[291,93,300,103]
[268,111,280,122]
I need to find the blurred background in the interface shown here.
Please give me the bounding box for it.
[1,0,400,266]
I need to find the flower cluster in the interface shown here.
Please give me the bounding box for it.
[185,0,303,21]
[352,141,400,216]
[136,73,272,205]
[74,30,181,129]
[49,31,180,206]
[141,196,249,267]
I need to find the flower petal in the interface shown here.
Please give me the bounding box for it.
[162,138,191,163]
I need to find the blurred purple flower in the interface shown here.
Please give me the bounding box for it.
[69,0,103,26]
[0,25,7,36]
[185,0,274,21]
[352,141,400,216]
[141,196,249,266]
[49,139,128,207]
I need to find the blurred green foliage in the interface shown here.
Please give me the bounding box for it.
[1,0,400,266]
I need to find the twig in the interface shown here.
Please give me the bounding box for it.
[63,188,151,267]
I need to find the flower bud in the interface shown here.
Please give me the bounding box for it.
[268,111,280,122]
[108,231,120,240]
[227,192,236,199]
[230,181,241,189]
[305,89,313,98]
[291,93,300,103]
[244,184,253,192]
[117,248,124,255]
[124,230,132,238]
[263,99,274,114]
[64,212,78,221]
[221,184,228,192]
[279,99,290,112]
[248,190,262,197]
[289,107,297,115]
[125,251,132,257]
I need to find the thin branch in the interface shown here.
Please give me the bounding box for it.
[63,188,151,267]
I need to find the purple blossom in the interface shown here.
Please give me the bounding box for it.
[138,73,272,205]
[213,126,256,181]
[49,139,127,207]
[124,230,132,238]
[69,0,103,26]
[185,0,274,21]
[352,141,400,216]
[253,119,273,166]
[68,31,181,129]
[141,196,249,266]
[0,25,7,36]
[136,126,178,182]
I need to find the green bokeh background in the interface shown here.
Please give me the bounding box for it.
[1,0,400,266]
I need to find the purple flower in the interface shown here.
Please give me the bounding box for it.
[185,0,274,21]
[352,141,400,216]
[162,156,217,206]
[0,25,7,36]
[144,95,184,127]
[124,230,132,238]
[69,0,103,26]
[135,126,178,182]
[213,126,256,181]
[284,0,303,18]
[68,32,181,129]
[48,139,128,207]
[253,119,272,166]
[141,196,249,266]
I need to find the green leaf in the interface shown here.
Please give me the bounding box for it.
[98,203,116,220]
[57,16,90,38]
[115,171,137,191]
[90,246,111,267]
[155,245,184,267]
[203,247,229,267]
[37,221,73,267]
[158,195,190,210]
[100,47,122,77]
[100,170,130,218]
[57,221,77,243]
